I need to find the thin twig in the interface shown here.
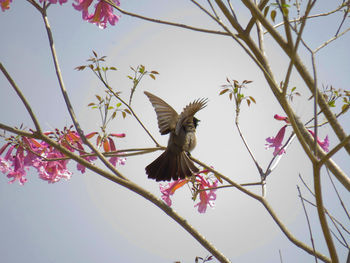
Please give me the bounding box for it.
[326,168,350,221]
[270,4,346,34]
[265,133,296,177]
[335,4,350,36]
[300,196,350,247]
[0,63,42,133]
[103,0,229,36]
[314,27,350,53]
[297,185,318,263]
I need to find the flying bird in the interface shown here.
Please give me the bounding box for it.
[144,91,207,181]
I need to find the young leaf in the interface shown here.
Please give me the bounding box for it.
[271,10,277,22]
[264,6,270,17]
[249,96,256,103]
[149,74,156,80]
[122,111,126,119]
[219,89,229,95]
[342,104,349,112]
[87,102,95,106]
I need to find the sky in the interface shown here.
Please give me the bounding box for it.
[0,1,349,263]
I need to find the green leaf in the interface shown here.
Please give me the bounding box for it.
[110,66,117,71]
[271,10,277,22]
[291,87,296,92]
[139,65,145,74]
[96,95,102,102]
[341,104,349,112]
[116,102,122,107]
[328,100,336,107]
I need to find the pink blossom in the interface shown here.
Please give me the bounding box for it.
[160,179,188,206]
[77,155,97,173]
[265,125,287,156]
[308,130,330,152]
[107,137,126,167]
[73,0,94,20]
[6,147,28,185]
[194,175,218,213]
[88,0,120,29]
[0,0,11,11]
[36,149,72,183]
[274,114,289,123]
[0,143,12,173]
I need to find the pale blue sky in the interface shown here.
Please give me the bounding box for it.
[0,1,349,263]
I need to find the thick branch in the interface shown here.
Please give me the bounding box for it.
[241,0,350,156]
[314,164,339,262]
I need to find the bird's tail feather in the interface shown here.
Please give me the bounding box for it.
[146,150,199,181]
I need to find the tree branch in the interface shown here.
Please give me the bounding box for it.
[0,62,42,133]
[103,0,229,36]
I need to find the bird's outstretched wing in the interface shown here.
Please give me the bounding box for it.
[176,98,208,134]
[144,91,179,135]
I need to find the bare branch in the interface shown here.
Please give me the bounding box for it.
[103,0,229,36]
[314,27,350,53]
[297,185,318,263]
[0,63,42,133]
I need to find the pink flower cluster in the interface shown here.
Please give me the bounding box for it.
[1,0,121,29]
[265,114,329,156]
[0,128,126,185]
[160,169,218,214]
[73,0,120,28]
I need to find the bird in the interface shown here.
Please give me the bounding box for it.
[144,91,207,181]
